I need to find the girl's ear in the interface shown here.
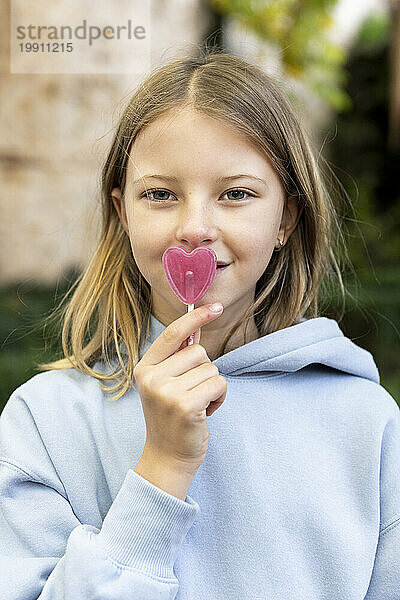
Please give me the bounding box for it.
[111,187,129,234]
[277,194,303,243]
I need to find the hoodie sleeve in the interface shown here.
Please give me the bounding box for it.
[0,391,200,600]
[364,405,400,599]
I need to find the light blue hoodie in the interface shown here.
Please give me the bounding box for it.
[1,314,399,599]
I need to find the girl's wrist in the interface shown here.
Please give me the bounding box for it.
[134,448,197,501]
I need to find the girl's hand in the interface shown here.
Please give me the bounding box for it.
[133,304,226,473]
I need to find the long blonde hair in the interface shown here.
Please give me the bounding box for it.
[37,47,349,401]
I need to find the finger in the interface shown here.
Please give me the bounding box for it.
[175,339,188,353]
[184,374,226,411]
[206,392,226,417]
[172,328,200,355]
[176,361,219,391]
[140,304,223,367]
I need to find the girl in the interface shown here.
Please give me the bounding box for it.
[1,49,399,600]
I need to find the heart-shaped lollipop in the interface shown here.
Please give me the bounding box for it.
[162,246,217,305]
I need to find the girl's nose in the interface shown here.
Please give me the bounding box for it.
[175,202,219,248]
[176,228,216,249]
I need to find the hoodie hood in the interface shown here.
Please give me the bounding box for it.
[125,314,379,384]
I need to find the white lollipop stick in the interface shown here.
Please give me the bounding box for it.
[187,303,195,345]
[185,270,195,346]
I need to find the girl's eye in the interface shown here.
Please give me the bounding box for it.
[223,189,253,201]
[141,188,254,203]
[142,189,172,202]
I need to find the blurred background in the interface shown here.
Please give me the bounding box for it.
[1,0,399,412]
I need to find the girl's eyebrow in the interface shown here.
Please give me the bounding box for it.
[132,174,267,186]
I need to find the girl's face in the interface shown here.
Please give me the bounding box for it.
[112,107,299,332]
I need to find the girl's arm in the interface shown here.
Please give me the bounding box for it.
[0,392,200,599]
[363,408,400,599]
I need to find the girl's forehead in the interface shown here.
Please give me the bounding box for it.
[131,109,254,150]
[128,121,278,182]
[123,109,285,196]
[127,153,278,183]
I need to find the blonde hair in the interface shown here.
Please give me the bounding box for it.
[37,47,349,401]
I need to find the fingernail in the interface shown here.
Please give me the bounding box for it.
[209,303,223,313]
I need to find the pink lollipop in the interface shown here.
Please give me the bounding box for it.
[162,246,217,346]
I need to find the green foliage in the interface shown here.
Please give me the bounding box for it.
[325,12,400,403]
[356,10,390,50]
[206,0,351,110]
[0,273,76,412]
